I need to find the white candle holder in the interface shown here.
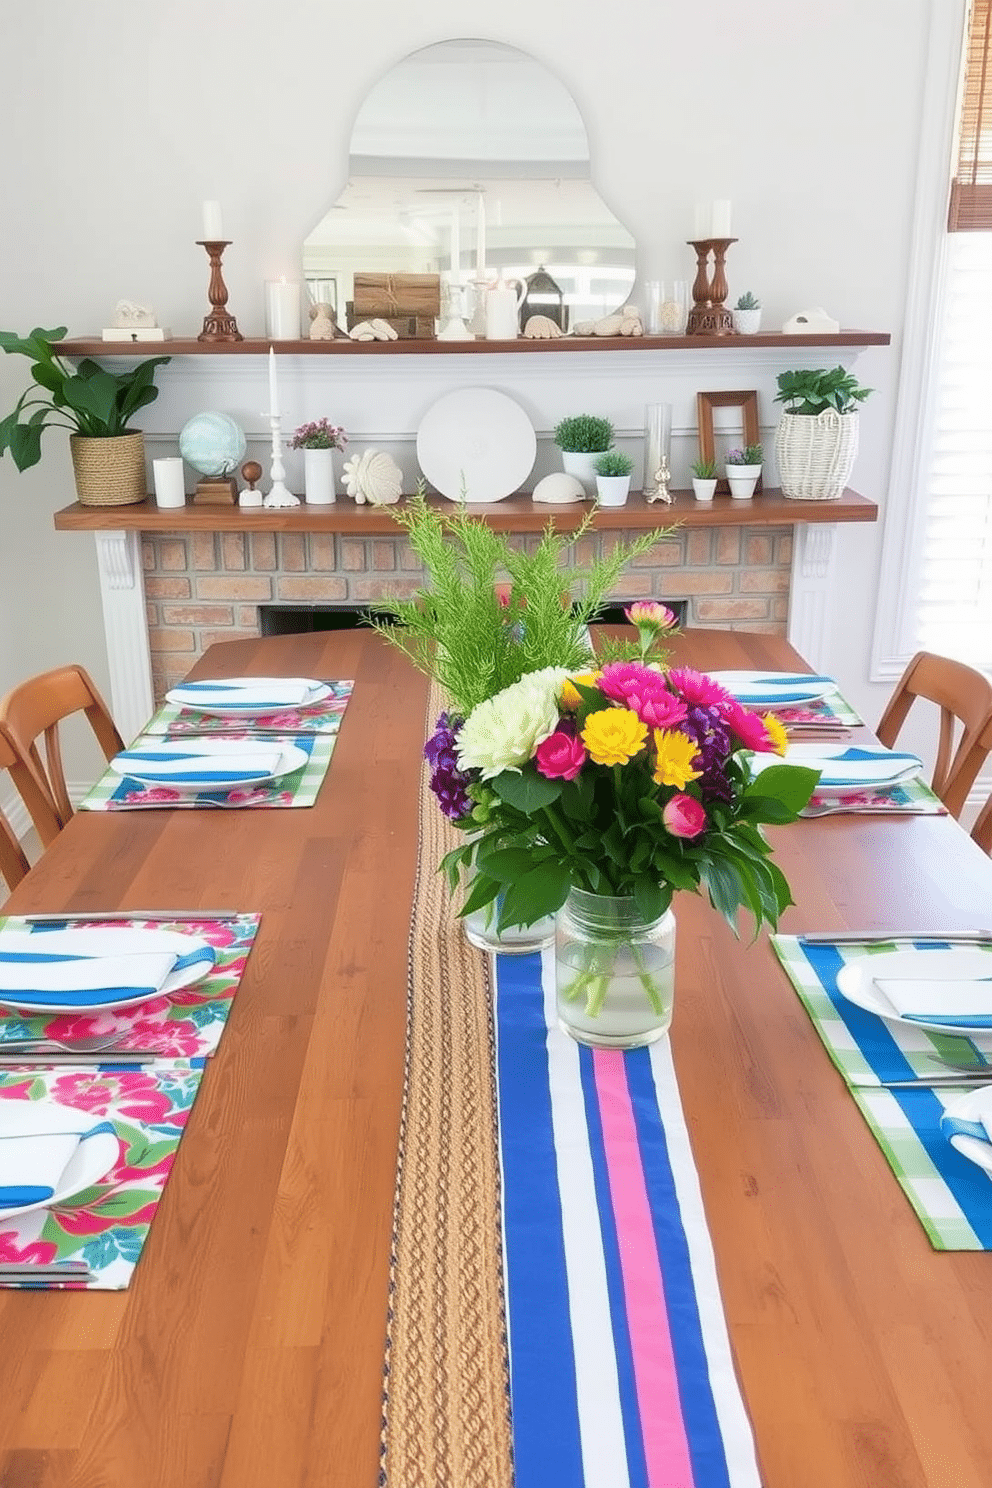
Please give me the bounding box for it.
[263,414,300,508]
[436,274,474,341]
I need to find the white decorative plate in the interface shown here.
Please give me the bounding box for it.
[416,387,537,503]
[166,678,331,717]
[110,741,308,795]
[0,927,216,1014]
[0,1099,119,1221]
[707,670,839,709]
[835,948,992,1035]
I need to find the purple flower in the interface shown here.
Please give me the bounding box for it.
[425,713,474,821]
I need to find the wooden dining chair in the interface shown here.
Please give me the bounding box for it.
[0,734,30,892]
[945,712,992,854]
[876,650,992,818]
[0,664,125,848]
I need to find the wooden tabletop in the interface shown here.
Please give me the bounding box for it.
[2,627,991,1488]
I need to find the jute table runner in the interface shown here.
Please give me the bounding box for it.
[379,682,513,1488]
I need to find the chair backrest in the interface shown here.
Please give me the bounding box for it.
[0,733,30,892]
[876,650,992,817]
[950,713,992,855]
[0,664,124,847]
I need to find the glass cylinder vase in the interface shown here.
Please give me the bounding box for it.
[642,403,672,495]
[462,892,556,955]
[555,888,676,1048]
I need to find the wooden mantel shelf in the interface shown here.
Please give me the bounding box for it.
[55,487,877,534]
[54,331,890,359]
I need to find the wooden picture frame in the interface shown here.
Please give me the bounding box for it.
[696,390,762,493]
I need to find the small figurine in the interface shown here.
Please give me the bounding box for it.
[645,452,673,504]
[238,460,264,508]
[308,303,337,341]
[111,298,157,329]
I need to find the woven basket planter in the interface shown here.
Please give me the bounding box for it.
[69,432,147,507]
[774,410,860,501]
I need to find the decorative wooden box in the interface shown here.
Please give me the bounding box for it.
[352,272,441,319]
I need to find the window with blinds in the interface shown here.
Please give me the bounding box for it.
[914,233,992,665]
[949,0,992,229]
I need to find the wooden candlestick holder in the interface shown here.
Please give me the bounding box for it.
[196,240,243,343]
[686,238,738,336]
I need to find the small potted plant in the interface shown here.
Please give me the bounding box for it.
[690,456,718,502]
[733,292,762,335]
[553,413,614,493]
[773,366,873,501]
[0,325,170,506]
[725,443,763,500]
[290,418,347,505]
[593,449,634,507]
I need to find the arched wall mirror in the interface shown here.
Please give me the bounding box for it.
[302,38,637,333]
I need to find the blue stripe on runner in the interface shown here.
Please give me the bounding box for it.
[626,1053,732,1488]
[891,1089,992,1246]
[495,953,584,1488]
[577,1046,650,1488]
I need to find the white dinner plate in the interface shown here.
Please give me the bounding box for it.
[749,743,923,796]
[941,1085,992,1175]
[0,1099,119,1221]
[416,387,537,502]
[165,677,331,717]
[0,927,216,1014]
[835,948,992,1035]
[109,741,308,795]
[707,670,839,709]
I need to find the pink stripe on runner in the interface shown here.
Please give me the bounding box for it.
[593,1048,696,1488]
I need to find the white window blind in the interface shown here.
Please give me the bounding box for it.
[913,231,992,665]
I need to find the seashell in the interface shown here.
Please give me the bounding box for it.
[618,306,643,336]
[532,472,586,504]
[342,448,404,505]
[523,315,564,340]
[592,313,623,337]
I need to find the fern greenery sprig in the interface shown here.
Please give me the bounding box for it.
[366,489,675,716]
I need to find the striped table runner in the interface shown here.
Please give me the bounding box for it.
[495,952,762,1488]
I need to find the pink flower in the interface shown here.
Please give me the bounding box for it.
[663,793,707,838]
[666,667,734,709]
[625,601,678,630]
[721,700,773,751]
[534,730,586,781]
[597,661,688,730]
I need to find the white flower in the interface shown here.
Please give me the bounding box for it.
[456,667,570,779]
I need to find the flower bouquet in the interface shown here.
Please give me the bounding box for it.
[289,419,346,451]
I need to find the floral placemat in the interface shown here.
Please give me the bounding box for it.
[78,733,335,811]
[144,679,354,737]
[0,914,260,1059]
[0,1062,204,1287]
[772,934,992,1249]
[800,774,946,816]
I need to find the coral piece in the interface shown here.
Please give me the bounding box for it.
[342,448,404,505]
[523,315,564,340]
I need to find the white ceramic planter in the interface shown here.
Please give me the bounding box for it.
[561,449,609,494]
[691,477,717,502]
[732,308,762,335]
[725,463,762,500]
[303,447,336,504]
[595,474,631,507]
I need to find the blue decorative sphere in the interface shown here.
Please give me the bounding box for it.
[179,411,247,477]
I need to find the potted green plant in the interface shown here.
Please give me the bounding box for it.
[690,456,718,502]
[553,413,614,492]
[733,292,762,335]
[593,449,633,507]
[0,326,170,506]
[724,443,763,500]
[773,366,873,501]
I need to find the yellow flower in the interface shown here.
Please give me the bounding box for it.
[763,713,788,756]
[652,729,703,789]
[560,672,600,711]
[581,707,648,766]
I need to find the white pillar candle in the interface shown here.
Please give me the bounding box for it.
[265,279,302,340]
[201,200,224,239]
[268,348,280,418]
[152,457,186,509]
[711,199,733,237]
[475,192,486,275]
[450,208,461,275]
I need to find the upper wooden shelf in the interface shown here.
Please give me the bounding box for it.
[54,487,878,534]
[54,331,891,359]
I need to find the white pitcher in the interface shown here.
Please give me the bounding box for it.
[485,279,526,340]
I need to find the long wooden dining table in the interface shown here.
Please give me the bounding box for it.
[2,624,992,1488]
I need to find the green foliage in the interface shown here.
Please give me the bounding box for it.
[366,489,675,716]
[0,326,170,472]
[690,457,718,479]
[735,291,761,310]
[553,414,614,453]
[726,444,764,466]
[774,366,873,416]
[594,450,633,477]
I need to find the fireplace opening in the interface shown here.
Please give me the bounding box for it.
[259,600,688,637]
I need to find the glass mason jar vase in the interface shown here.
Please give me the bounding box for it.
[462,890,556,955]
[555,888,676,1048]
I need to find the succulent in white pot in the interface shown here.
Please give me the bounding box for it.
[732,291,762,335]
[773,367,873,501]
[554,413,615,493]
[690,456,718,502]
[593,448,633,507]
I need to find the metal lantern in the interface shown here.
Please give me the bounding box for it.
[521,266,566,333]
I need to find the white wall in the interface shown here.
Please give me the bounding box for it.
[0,0,936,741]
